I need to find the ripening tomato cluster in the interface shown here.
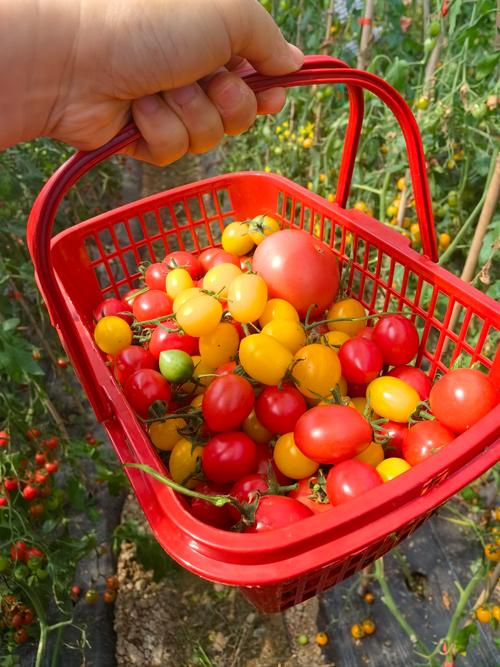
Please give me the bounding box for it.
[0,594,35,645]
[92,221,498,533]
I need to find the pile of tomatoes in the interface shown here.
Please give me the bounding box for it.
[92,217,498,532]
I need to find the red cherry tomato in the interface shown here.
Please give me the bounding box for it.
[429,368,498,433]
[114,346,157,385]
[123,369,171,418]
[4,477,19,492]
[190,482,234,529]
[244,495,313,532]
[403,420,456,465]
[356,326,375,341]
[375,420,408,457]
[252,229,340,318]
[387,366,432,400]
[229,474,270,522]
[202,432,257,484]
[294,405,372,464]
[240,255,253,271]
[132,290,173,324]
[202,375,255,432]
[93,297,133,324]
[0,431,9,447]
[22,485,39,501]
[255,384,307,434]
[10,541,28,562]
[148,320,198,359]
[144,263,169,290]
[372,315,419,366]
[347,382,369,398]
[326,460,383,505]
[215,360,238,376]
[288,477,333,514]
[339,338,383,385]
[164,251,203,279]
[199,248,223,272]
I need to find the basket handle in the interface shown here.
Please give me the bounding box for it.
[27,55,437,421]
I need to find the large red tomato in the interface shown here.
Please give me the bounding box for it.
[403,420,455,465]
[294,405,372,464]
[326,460,383,505]
[252,229,340,318]
[429,368,498,433]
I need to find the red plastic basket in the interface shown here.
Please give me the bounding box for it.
[27,56,500,613]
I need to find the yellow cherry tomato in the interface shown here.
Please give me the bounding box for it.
[475,607,492,624]
[376,457,411,481]
[176,294,222,337]
[356,442,385,468]
[273,432,319,480]
[199,322,239,368]
[169,438,203,488]
[166,268,193,299]
[239,334,293,386]
[484,543,500,562]
[203,263,241,299]
[367,377,420,423]
[322,330,351,348]
[242,409,273,444]
[148,418,187,451]
[190,394,204,408]
[94,316,132,355]
[259,298,299,327]
[261,319,306,354]
[181,355,215,395]
[350,396,379,419]
[227,273,268,323]
[221,221,255,256]
[292,344,342,399]
[361,620,376,636]
[326,298,366,336]
[173,287,202,313]
[351,624,364,639]
[248,214,281,244]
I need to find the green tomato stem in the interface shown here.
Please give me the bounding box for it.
[304,309,410,332]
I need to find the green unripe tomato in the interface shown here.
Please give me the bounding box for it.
[159,349,194,383]
[470,103,487,121]
[0,555,9,572]
[428,20,441,37]
[447,191,458,208]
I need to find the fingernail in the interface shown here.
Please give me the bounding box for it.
[135,95,161,114]
[216,80,244,110]
[287,43,304,68]
[169,85,198,106]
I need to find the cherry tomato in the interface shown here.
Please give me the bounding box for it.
[169,438,203,487]
[208,251,241,268]
[227,273,268,323]
[180,355,215,395]
[166,268,194,299]
[159,349,194,383]
[22,485,39,501]
[94,316,133,356]
[103,589,117,604]
[199,247,223,272]
[273,432,319,479]
[294,405,372,464]
[45,461,59,474]
[199,322,239,368]
[164,250,203,279]
[114,345,157,385]
[14,628,29,645]
[93,297,133,324]
[172,287,203,313]
[372,315,419,366]
[222,221,255,256]
[429,368,498,433]
[288,476,332,514]
[244,495,314,532]
[202,432,257,483]
[339,338,383,385]
[132,290,173,323]
[356,326,375,341]
[292,344,341,399]
[144,263,169,291]
[190,482,234,529]
[4,477,19,492]
[367,377,420,423]
[0,431,9,447]
[375,420,407,457]
[215,360,238,377]
[239,334,293,386]
[254,443,291,485]
[242,410,273,444]
[255,384,307,434]
[176,294,222,337]
[202,375,254,432]
[326,298,366,336]
[355,441,384,467]
[259,298,299,327]
[123,369,171,418]
[376,457,411,482]
[252,229,340,318]
[261,319,306,354]
[326,460,383,505]
[10,541,28,562]
[229,474,269,522]
[322,330,350,349]
[402,420,455,465]
[203,263,241,299]
[149,320,198,358]
[387,366,432,400]
[85,589,98,605]
[248,214,280,244]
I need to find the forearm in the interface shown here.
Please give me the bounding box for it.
[0,0,80,148]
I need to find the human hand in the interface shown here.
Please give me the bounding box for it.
[2,0,303,164]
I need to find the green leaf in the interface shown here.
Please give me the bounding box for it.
[454,622,478,655]
[66,477,87,511]
[475,52,500,80]
[2,318,20,332]
[449,0,463,36]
